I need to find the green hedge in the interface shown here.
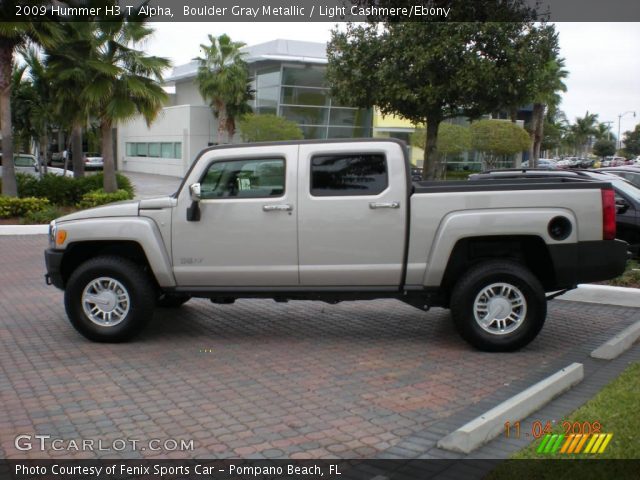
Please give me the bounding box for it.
[12,172,134,206]
[21,206,64,225]
[0,197,50,218]
[77,189,132,209]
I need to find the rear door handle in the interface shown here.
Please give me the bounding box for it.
[369,202,400,209]
[263,204,293,212]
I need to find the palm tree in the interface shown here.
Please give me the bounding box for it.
[594,122,615,142]
[82,20,170,192]
[0,4,59,196]
[530,57,568,163]
[18,46,59,174]
[46,22,102,178]
[571,111,599,156]
[195,34,253,144]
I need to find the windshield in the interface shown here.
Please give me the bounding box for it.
[610,178,640,202]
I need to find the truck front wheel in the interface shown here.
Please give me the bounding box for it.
[64,256,155,342]
[450,260,546,352]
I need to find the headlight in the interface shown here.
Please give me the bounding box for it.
[49,220,56,247]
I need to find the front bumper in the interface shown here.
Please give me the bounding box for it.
[44,249,65,289]
[549,239,629,289]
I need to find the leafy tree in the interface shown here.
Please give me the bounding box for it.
[82,19,170,192]
[620,124,640,157]
[593,139,616,158]
[327,16,547,180]
[195,34,253,145]
[411,123,471,155]
[239,114,303,142]
[0,1,60,196]
[471,119,530,169]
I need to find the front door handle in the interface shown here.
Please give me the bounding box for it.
[263,204,293,212]
[369,201,400,209]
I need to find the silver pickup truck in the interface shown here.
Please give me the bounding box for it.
[44,139,628,351]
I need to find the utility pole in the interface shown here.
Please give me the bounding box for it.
[617,111,636,151]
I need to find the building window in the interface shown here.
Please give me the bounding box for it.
[200,158,285,199]
[310,154,388,197]
[126,142,182,159]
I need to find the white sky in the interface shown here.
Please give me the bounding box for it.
[144,22,640,138]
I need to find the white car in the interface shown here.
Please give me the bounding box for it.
[0,153,73,177]
[83,152,103,170]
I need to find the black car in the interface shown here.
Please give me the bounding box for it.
[596,166,640,189]
[469,169,640,256]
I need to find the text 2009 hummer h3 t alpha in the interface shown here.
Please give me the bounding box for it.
[44,139,628,351]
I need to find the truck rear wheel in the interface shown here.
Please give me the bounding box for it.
[64,256,155,342]
[450,260,546,352]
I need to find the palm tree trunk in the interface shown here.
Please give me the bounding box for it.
[0,43,18,197]
[532,103,545,162]
[39,134,48,175]
[101,121,117,193]
[217,102,228,144]
[71,124,85,178]
[422,115,441,180]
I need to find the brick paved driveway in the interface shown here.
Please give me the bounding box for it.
[0,235,638,460]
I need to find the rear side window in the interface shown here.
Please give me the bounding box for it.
[310,153,387,196]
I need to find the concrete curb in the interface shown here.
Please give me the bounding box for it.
[556,283,640,308]
[0,225,48,235]
[437,363,584,454]
[591,321,640,360]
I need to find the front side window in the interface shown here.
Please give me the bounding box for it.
[200,158,285,199]
[310,153,387,196]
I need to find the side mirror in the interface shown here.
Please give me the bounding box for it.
[616,198,630,214]
[189,183,201,202]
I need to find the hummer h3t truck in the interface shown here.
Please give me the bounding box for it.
[45,139,628,351]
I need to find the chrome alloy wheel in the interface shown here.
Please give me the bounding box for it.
[473,282,527,335]
[81,277,130,327]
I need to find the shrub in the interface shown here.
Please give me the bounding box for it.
[239,114,304,142]
[0,196,50,218]
[77,189,132,209]
[20,205,63,224]
[9,172,135,206]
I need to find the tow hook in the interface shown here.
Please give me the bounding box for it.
[45,274,52,286]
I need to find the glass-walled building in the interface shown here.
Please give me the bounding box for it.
[117,39,373,176]
[253,63,371,139]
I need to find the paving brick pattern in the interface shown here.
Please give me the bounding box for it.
[0,235,638,460]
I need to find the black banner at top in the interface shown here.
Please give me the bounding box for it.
[3,0,640,22]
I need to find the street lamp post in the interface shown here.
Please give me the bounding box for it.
[617,111,636,151]
[602,121,613,141]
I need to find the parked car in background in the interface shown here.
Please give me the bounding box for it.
[603,156,627,167]
[596,166,640,189]
[0,153,73,177]
[83,152,103,170]
[470,169,640,256]
[521,158,557,169]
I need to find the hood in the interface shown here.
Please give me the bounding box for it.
[56,199,140,223]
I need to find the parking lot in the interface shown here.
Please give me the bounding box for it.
[0,234,638,460]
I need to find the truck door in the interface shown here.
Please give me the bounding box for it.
[172,145,299,286]
[297,142,408,286]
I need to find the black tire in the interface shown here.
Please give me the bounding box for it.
[157,294,191,308]
[64,256,155,342]
[450,260,547,352]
